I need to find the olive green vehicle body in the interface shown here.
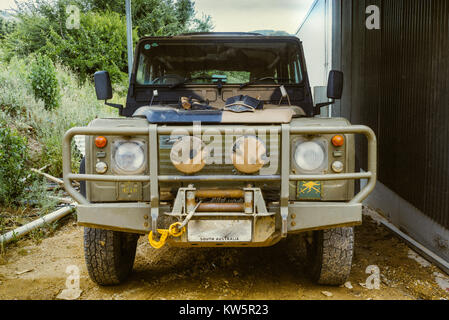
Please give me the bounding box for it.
[62,34,377,248]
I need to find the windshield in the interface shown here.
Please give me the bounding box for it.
[135,40,304,86]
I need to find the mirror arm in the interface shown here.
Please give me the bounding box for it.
[313,99,335,116]
[105,100,123,111]
[315,99,335,109]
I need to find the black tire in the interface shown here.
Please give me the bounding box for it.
[306,227,354,286]
[84,227,139,286]
[80,159,138,285]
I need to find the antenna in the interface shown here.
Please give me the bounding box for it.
[125,0,133,79]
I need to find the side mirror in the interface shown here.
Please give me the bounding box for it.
[314,70,344,115]
[327,70,344,99]
[94,71,112,100]
[94,71,123,113]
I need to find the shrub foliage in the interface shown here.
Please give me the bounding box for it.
[0,122,28,205]
[2,0,213,85]
[29,54,60,110]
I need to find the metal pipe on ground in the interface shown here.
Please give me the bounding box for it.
[31,168,64,185]
[47,196,76,204]
[0,206,75,245]
[31,168,80,187]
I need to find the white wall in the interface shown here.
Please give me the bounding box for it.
[296,0,332,104]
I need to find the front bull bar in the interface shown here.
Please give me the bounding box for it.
[62,124,377,236]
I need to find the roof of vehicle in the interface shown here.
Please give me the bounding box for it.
[179,32,264,36]
[138,32,300,42]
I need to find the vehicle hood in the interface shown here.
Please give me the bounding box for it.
[133,105,301,124]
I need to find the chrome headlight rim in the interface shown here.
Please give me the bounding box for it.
[95,161,108,174]
[331,160,344,173]
[112,140,146,175]
[291,138,328,173]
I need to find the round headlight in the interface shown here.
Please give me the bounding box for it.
[231,135,267,174]
[294,141,325,172]
[170,136,205,174]
[114,141,145,173]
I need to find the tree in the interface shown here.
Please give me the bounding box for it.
[80,0,213,36]
[3,0,213,83]
[0,12,16,39]
[43,11,136,84]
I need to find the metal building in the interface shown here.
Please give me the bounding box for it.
[297,0,449,264]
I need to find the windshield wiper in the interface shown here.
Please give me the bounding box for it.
[169,76,213,89]
[239,77,292,89]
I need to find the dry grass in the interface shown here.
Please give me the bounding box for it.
[0,53,120,243]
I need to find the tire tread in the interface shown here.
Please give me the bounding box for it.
[310,227,354,286]
[84,227,138,286]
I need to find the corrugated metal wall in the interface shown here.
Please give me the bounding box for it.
[339,0,449,228]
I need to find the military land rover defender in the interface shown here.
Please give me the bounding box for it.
[62,33,377,286]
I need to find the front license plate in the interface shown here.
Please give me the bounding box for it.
[187,220,252,242]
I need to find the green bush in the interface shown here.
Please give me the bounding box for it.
[43,10,135,85]
[3,5,136,85]
[1,57,116,178]
[3,0,213,85]
[0,71,27,116]
[29,55,60,110]
[23,177,61,215]
[0,121,29,205]
[72,0,213,37]
[25,62,116,177]
[0,14,16,40]
[0,56,35,116]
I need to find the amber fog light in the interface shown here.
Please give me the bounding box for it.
[95,161,108,174]
[331,135,345,147]
[331,161,344,173]
[95,136,107,148]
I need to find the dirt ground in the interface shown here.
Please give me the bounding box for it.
[0,207,448,300]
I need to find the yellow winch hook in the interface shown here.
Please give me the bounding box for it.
[169,222,185,237]
[148,222,186,249]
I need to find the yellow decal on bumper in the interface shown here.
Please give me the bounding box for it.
[297,181,322,200]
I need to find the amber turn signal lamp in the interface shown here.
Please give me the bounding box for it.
[331,135,345,147]
[95,136,107,148]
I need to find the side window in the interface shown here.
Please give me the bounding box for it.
[136,55,147,84]
[294,54,303,83]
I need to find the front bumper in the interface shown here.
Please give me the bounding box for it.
[64,124,376,247]
[76,201,362,247]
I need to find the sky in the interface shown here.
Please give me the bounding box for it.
[0,0,316,34]
[0,0,18,11]
[194,0,315,34]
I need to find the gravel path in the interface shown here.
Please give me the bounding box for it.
[1,208,448,300]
